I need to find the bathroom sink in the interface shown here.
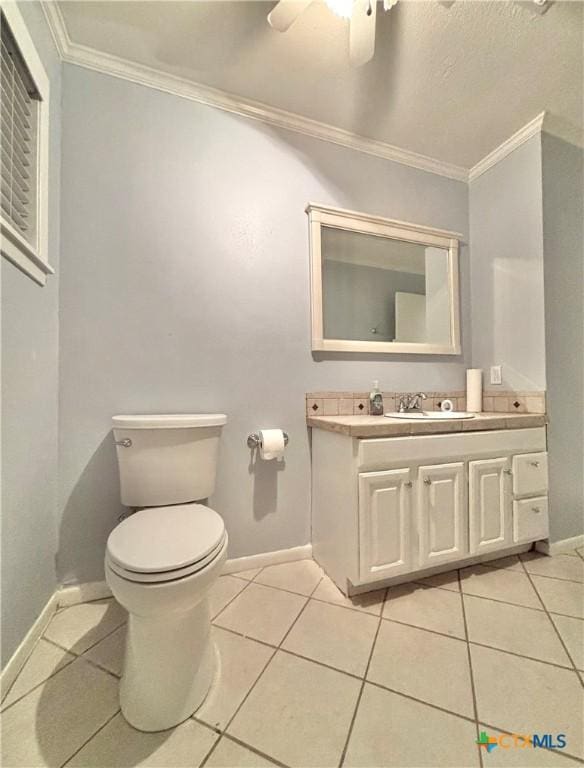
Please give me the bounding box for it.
[388,411,475,420]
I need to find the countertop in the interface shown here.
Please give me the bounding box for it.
[306,412,547,438]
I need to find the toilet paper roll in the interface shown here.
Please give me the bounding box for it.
[466,369,483,413]
[259,429,286,460]
[441,399,454,413]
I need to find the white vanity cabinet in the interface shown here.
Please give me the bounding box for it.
[311,426,549,594]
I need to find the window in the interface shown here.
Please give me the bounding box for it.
[1,4,52,285]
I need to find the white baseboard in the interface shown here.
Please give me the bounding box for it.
[535,535,584,556]
[51,544,313,611]
[57,580,113,607]
[1,592,59,699]
[222,544,313,575]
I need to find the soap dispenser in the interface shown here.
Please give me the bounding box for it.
[369,380,384,416]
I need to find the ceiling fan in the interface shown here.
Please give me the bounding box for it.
[267,0,552,68]
[267,0,399,68]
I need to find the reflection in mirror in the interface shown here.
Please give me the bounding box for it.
[321,227,451,345]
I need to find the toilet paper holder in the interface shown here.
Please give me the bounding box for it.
[247,431,289,449]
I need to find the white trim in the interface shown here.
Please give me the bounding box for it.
[535,535,584,557]
[307,203,462,356]
[222,544,313,575]
[57,580,113,608]
[468,112,546,182]
[1,0,52,284]
[1,592,58,697]
[40,2,467,183]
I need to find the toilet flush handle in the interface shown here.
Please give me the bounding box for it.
[115,438,132,448]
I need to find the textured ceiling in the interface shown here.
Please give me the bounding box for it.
[58,0,583,168]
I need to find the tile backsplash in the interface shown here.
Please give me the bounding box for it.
[306,391,546,417]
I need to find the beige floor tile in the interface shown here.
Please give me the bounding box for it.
[0,657,119,768]
[550,614,584,670]
[383,583,466,639]
[254,560,323,596]
[213,583,306,645]
[414,570,461,592]
[227,650,360,767]
[344,683,479,767]
[43,599,127,654]
[2,640,75,710]
[68,712,217,767]
[312,575,386,615]
[522,552,584,582]
[477,726,582,766]
[531,575,584,618]
[282,600,378,676]
[471,645,584,760]
[460,565,541,609]
[368,620,474,717]
[208,576,247,619]
[483,554,524,571]
[230,568,262,581]
[196,627,274,731]
[205,737,277,767]
[83,625,126,676]
[464,595,571,666]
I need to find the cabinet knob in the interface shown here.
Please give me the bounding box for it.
[530,461,540,468]
[404,481,413,488]
[532,507,541,514]
[424,478,432,485]
[504,469,512,475]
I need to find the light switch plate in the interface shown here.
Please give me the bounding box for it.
[490,365,502,385]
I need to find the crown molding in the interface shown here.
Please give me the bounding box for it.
[468,112,546,182]
[41,1,468,183]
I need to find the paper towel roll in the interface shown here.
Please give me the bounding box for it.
[259,429,286,460]
[466,369,483,413]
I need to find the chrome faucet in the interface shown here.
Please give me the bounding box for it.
[398,392,427,413]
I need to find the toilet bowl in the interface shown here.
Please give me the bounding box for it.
[106,414,227,732]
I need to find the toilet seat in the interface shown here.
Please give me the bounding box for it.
[106,503,226,584]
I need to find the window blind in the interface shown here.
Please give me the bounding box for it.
[1,13,40,243]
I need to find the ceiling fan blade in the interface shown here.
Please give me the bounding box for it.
[267,0,313,32]
[349,0,377,67]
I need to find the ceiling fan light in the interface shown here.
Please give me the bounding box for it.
[325,0,354,19]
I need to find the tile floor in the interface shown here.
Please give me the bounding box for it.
[2,550,583,767]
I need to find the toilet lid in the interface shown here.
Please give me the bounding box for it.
[107,504,225,574]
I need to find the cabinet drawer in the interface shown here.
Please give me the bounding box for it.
[512,452,548,497]
[513,496,549,543]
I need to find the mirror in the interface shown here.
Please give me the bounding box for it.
[307,204,461,355]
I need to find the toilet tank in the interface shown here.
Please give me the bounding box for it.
[112,414,227,507]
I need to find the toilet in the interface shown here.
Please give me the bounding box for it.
[105,413,228,732]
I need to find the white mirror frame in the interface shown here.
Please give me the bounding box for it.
[307,203,462,356]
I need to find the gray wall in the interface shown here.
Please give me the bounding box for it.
[469,136,546,391]
[1,3,61,666]
[59,64,470,585]
[323,261,425,342]
[541,133,584,542]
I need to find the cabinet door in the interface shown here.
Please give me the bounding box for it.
[358,469,413,583]
[469,457,512,555]
[418,462,467,568]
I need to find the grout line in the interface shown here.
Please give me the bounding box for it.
[366,679,478,726]
[210,578,253,624]
[214,591,582,680]
[518,559,584,687]
[199,573,325,767]
[468,640,574,672]
[0,648,77,714]
[61,708,121,767]
[43,637,122,681]
[458,570,484,768]
[214,733,289,768]
[338,588,388,767]
[576,549,584,563]
[228,566,264,584]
